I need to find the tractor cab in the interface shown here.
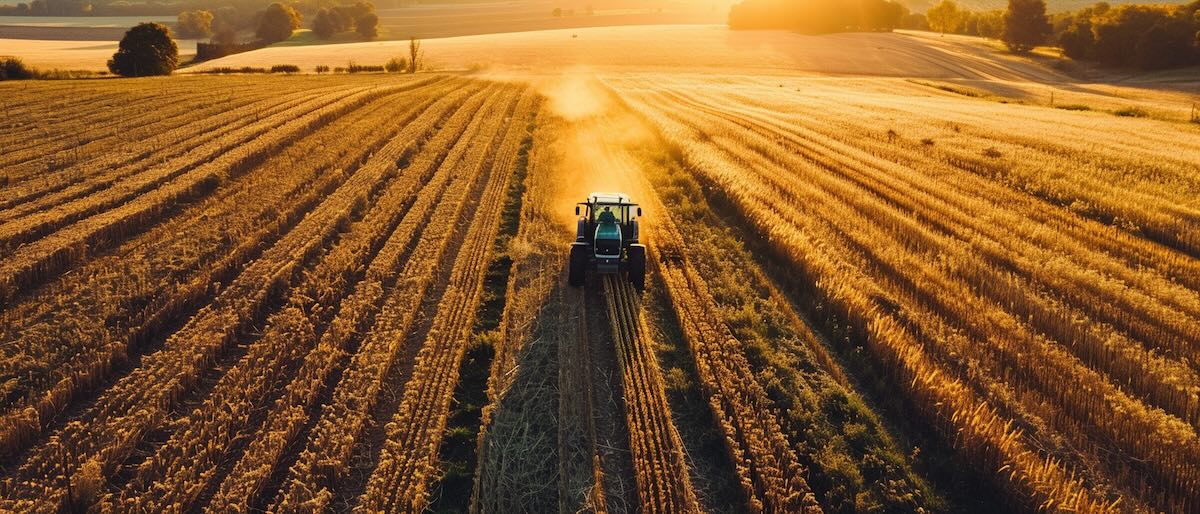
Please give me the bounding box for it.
[569,192,647,290]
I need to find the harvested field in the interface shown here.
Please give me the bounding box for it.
[2,27,1198,514]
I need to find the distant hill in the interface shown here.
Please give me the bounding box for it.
[900,0,1191,13]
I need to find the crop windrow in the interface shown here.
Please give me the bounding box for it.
[203,83,495,514]
[0,82,457,514]
[266,84,511,512]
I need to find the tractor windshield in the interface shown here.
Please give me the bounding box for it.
[592,204,629,224]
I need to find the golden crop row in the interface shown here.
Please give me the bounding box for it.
[0,82,287,188]
[205,84,492,513]
[652,85,1200,501]
[624,148,821,513]
[623,79,1200,512]
[0,82,452,513]
[601,275,700,514]
[358,90,537,513]
[0,84,332,220]
[0,82,415,310]
[268,85,513,512]
[723,80,1200,261]
[100,83,472,513]
[0,87,364,258]
[655,85,1200,429]
[0,80,262,167]
[0,79,443,462]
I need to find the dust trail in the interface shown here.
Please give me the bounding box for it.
[529,68,658,233]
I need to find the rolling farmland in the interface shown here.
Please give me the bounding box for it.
[2,32,1199,514]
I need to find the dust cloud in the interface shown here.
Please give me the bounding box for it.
[530,69,658,234]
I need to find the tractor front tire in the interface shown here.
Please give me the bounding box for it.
[628,244,646,291]
[569,244,587,287]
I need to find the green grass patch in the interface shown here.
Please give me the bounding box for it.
[1113,106,1149,118]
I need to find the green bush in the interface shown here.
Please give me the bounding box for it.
[385,56,408,72]
[346,61,383,73]
[0,56,34,80]
[203,66,268,74]
[315,64,331,73]
[270,64,300,73]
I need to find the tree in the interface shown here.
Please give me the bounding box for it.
[108,22,178,77]
[901,12,929,30]
[176,10,213,39]
[385,56,407,72]
[1134,19,1195,69]
[256,2,301,44]
[1092,5,1165,66]
[211,6,241,33]
[976,10,1005,38]
[1058,17,1093,58]
[356,12,378,40]
[859,0,906,31]
[408,36,421,73]
[1002,0,1050,53]
[926,0,963,35]
[331,7,354,31]
[313,8,336,39]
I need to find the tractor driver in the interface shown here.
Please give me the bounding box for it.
[598,206,617,224]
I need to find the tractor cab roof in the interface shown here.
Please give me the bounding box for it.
[587,192,635,206]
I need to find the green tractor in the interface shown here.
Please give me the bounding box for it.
[569,192,646,290]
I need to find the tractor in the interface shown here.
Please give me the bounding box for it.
[569,192,646,290]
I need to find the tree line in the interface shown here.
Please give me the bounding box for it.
[1058,1,1200,69]
[174,1,378,44]
[99,0,386,77]
[728,0,1050,51]
[729,0,1200,69]
[924,0,1200,68]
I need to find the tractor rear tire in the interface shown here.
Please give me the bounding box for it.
[569,244,587,287]
[628,245,646,291]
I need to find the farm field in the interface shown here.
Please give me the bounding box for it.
[371,0,725,39]
[2,27,1200,514]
